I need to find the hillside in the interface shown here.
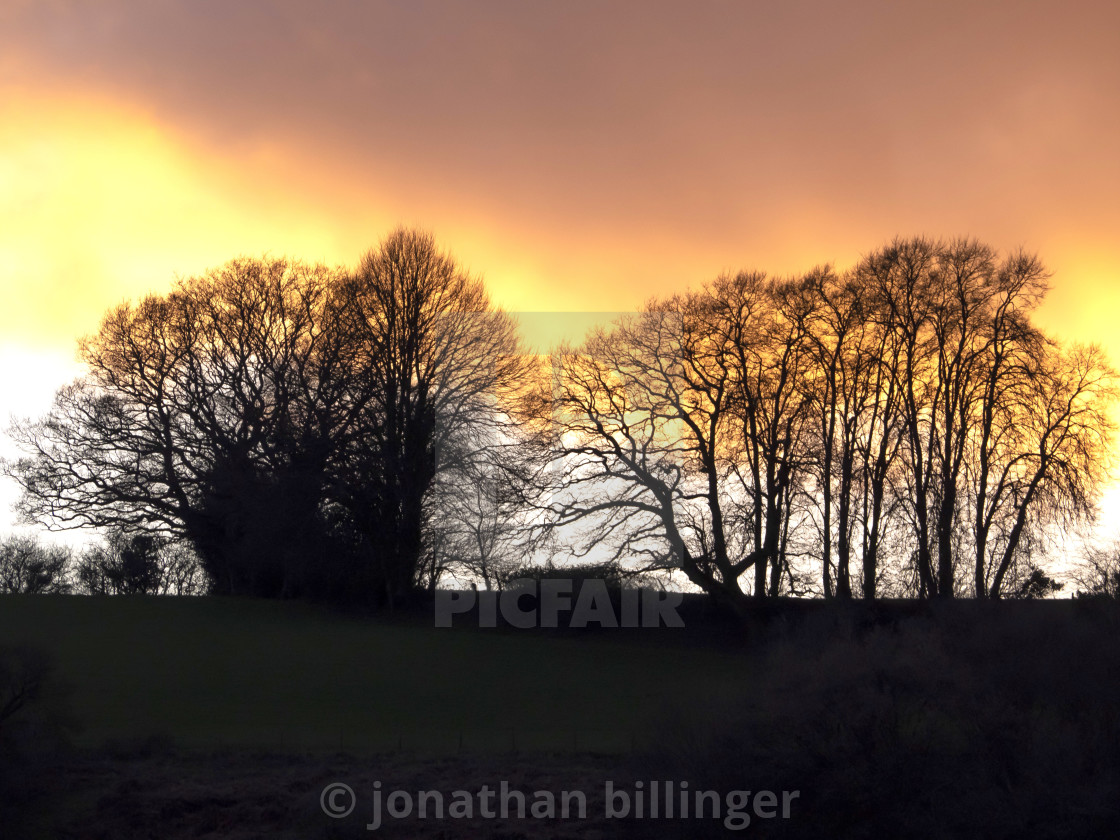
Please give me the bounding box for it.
[0,594,753,754]
[3,595,1120,838]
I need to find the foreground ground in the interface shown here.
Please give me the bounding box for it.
[7,748,635,839]
[0,594,752,753]
[3,595,1120,838]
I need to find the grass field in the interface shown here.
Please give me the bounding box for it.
[0,594,754,755]
[4,595,1120,837]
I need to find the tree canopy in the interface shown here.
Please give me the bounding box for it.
[4,233,1115,607]
[515,237,1116,606]
[6,229,529,605]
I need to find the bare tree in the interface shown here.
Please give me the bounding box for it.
[524,238,1114,608]
[855,238,1116,598]
[5,258,387,600]
[860,237,951,596]
[798,268,901,598]
[852,277,908,599]
[7,232,1111,608]
[425,432,546,590]
[518,272,813,613]
[6,233,531,606]
[331,228,531,606]
[4,257,359,598]
[980,343,1116,597]
[519,304,740,607]
[0,535,71,594]
[962,251,1048,596]
[721,274,815,597]
[1072,539,1120,599]
[75,531,206,595]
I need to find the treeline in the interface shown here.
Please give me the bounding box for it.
[516,237,1116,608]
[0,532,204,595]
[4,232,1116,608]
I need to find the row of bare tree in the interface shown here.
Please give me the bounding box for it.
[0,532,204,595]
[515,237,1115,607]
[4,233,1114,607]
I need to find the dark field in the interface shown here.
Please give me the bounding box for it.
[0,594,757,753]
[2,595,1120,838]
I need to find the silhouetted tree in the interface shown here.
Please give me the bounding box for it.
[332,229,530,606]
[6,233,1113,608]
[1010,565,1064,599]
[75,531,205,595]
[425,429,547,590]
[0,535,70,594]
[75,534,158,595]
[722,274,814,598]
[796,268,890,598]
[848,238,1116,598]
[5,236,528,606]
[1073,541,1120,599]
[859,237,952,596]
[979,343,1115,598]
[4,257,361,598]
[521,237,1115,609]
[518,273,815,615]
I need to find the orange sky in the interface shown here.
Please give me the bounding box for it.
[3,0,1120,537]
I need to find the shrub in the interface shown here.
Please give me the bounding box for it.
[0,644,77,829]
[633,604,1120,838]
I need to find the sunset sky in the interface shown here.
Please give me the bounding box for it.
[3,0,1120,538]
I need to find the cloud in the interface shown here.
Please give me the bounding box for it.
[0,89,376,347]
[2,0,1119,338]
[2,1,1114,243]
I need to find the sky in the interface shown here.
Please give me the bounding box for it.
[2,0,1120,540]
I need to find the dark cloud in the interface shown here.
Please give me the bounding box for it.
[4,0,1120,267]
